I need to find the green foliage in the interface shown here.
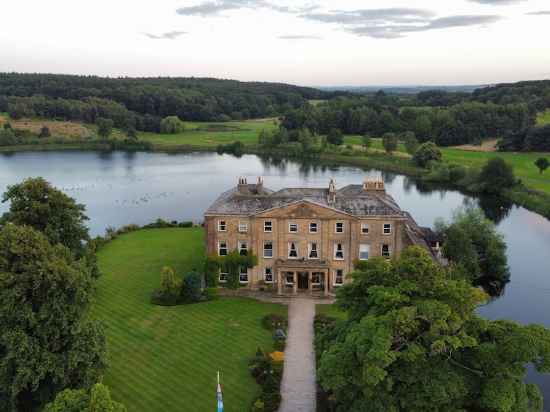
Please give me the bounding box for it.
[478,157,516,195]
[181,271,203,303]
[248,350,283,412]
[125,126,138,140]
[216,140,245,156]
[0,177,90,256]
[402,131,419,154]
[96,117,114,139]
[361,133,372,150]
[327,128,344,145]
[412,141,442,167]
[0,224,106,411]
[45,384,126,412]
[160,116,185,134]
[208,249,258,289]
[316,246,550,412]
[535,157,549,174]
[439,207,510,284]
[0,127,19,146]
[382,132,398,154]
[39,125,51,138]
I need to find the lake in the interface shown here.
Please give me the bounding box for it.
[1,150,549,405]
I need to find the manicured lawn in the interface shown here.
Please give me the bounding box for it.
[316,304,347,320]
[536,110,550,126]
[92,228,286,412]
[139,119,278,147]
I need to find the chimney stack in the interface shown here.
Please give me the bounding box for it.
[363,177,385,192]
[237,176,248,193]
[256,176,263,192]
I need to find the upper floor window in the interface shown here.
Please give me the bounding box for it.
[219,270,228,283]
[309,222,318,233]
[334,269,344,286]
[308,242,319,259]
[289,223,298,233]
[334,243,344,260]
[383,223,392,235]
[264,267,273,283]
[382,244,391,258]
[288,242,298,259]
[239,266,249,283]
[238,241,248,256]
[335,222,344,233]
[218,241,228,256]
[264,221,272,232]
[359,244,370,260]
[263,241,273,258]
[218,220,226,232]
[238,222,248,233]
[361,223,370,234]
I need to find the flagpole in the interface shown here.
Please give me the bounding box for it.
[217,371,224,412]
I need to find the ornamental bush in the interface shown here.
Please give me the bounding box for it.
[412,141,442,167]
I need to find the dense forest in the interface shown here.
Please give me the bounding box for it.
[0,73,336,131]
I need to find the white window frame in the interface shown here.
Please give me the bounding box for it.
[359,244,370,260]
[309,222,318,233]
[238,241,248,256]
[335,222,344,233]
[288,222,298,233]
[238,221,248,233]
[285,272,295,285]
[308,242,319,260]
[334,243,344,260]
[383,223,392,235]
[361,223,370,234]
[264,267,273,283]
[218,241,228,256]
[263,241,273,258]
[334,269,344,286]
[288,242,298,259]
[264,220,272,232]
[381,244,391,258]
[219,271,228,283]
[239,267,249,284]
[218,220,227,232]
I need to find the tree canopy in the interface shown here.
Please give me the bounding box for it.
[316,246,550,412]
[44,383,126,412]
[0,224,106,411]
[478,158,516,195]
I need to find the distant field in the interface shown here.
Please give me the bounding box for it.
[537,110,550,126]
[0,113,92,139]
[308,99,327,106]
[93,228,286,412]
[344,135,409,156]
[139,119,278,147]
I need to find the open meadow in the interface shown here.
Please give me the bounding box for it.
[92,228,286,412]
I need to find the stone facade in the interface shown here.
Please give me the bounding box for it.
[204,177,431,296]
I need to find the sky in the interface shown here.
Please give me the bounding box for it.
[1,0,549,86]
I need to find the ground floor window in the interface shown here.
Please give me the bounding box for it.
[285,272,294,285]
[219,271,228,283]
[239,267,249,283]
[334,269,344,286]
[264,267,273,283]
[381,244,391,258]
[311,272,322,285]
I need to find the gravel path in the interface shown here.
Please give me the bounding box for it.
[279,298,316,412]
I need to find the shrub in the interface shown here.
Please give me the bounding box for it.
[38,126,51,138]
[151,266,181,306]
[160,116,185,134]
[413,142,442,167]
[478,157,516,195]
[96,117,114,139]
[0,128,20,146]
[382,132,398,154]
[203,287,218,301]
[327,128,344,145]
[181,271,203,303]
[248,350,283,412]
[261,313,288,331]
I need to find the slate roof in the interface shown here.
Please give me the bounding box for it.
[205,183,404,217]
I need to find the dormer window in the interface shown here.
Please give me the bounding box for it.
[288,242,298,259]
[335,222,344,233]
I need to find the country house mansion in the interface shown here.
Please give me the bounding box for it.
[204,177,437,296]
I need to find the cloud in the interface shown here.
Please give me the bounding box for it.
[467,0,526,4]
[526,10,550,15]
[277,34,322,40]
[176,0,318,17]
[143,30,188,40]
[302,8,502,39]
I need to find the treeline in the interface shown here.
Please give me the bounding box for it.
[473,80,550,112]
[281,97,531,146]
[0,73,337,131]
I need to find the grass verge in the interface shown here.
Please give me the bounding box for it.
[92,228,287,412]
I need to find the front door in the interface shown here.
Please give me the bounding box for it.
[298,272,309,290]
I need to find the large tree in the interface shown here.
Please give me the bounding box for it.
[478,157,516,195]
[44,383,126,412]
[1,177,90,256]
[0,224,106,411]
[316,247,550,412]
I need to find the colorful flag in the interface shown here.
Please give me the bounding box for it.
[217,371,224,412]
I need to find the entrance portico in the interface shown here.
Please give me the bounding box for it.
[275,259,331,297]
